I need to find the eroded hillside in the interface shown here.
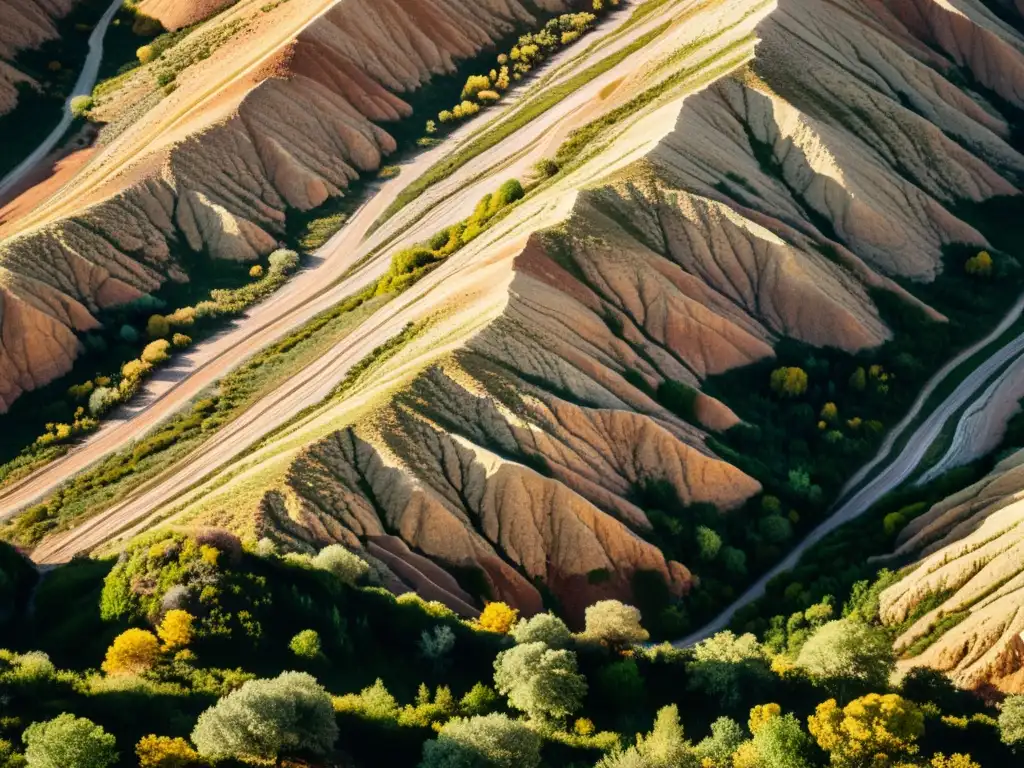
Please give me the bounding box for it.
[91,0,1023,627]
[879,451,1024,694]
[0,0,584,412]
[0,0,77,116]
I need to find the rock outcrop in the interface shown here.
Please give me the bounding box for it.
[0,0,77,116]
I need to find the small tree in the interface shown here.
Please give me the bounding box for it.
[808,694,923,767]
[191,672,337,763]
[136,45,156,64]
[419,626,456,661]
[749,703,782,734]
[695,717,746,766]
[156,610,194,650]
[493,642,586,722]
[770,367,808,398]
[460,683,499,716]
[171,333,191,349]
[752,713,813,768]
[599,704,696,768]
[289,630,321,659]
[22,714,117,768]
[510,613,571,648]
[796,619,894,696]
[584,600,649,648]
[135,735,200,768]
[249,265,264,279]
[420,714,541,768]
[688,632,772,708]
[1000,694,1024,749]
[101,629,160,675]
[696,526,722,560]
[478,602,519,634]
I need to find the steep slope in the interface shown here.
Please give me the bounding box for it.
[0,0,77,116]
[880,452,1024,694]
[112,0,1024,624]
[0,0,581,412]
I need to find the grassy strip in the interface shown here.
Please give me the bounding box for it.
[1,177,526,548]
[0,294,387,548]
[371,18,672,231]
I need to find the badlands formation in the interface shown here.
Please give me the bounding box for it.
[881,452,1024,694]
[4,0,1024,635]
[0,0,582,412]
[71,0,1019,624]
[0,0,76,116]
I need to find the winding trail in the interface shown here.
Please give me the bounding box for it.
[677,293,1024,646]
[0,0,123,199]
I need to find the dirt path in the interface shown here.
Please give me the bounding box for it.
[0,1,656,521]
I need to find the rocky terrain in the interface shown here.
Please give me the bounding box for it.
[63,0,1007,623]
[880,451,1024,694]
[4,0,1024,633]
[0,0,583,412]
[0,0,77,116]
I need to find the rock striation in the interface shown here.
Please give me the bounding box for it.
[880,452,1024,694]
[0,0,578,411]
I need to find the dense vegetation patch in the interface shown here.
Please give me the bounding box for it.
[0,528,1018,768]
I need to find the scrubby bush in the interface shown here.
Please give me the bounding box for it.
[192,672,337,763]
[311,544,369,585]
[510,613,572,648]
[101,628,160,675]
[135,735,199,768]
[22,714,118,768]
[268,249,300,273]
[583,600,649,648]
[146,315,170,339]
[87,387,120,417]
[156,610,194,650]
[171,333,191,348]
[249,265,264,279]
[420,714,541,768]
[191,528,242,564]
[70,96,93,119]
[999,695,1024,749]
[141,340,171,365]
[478,602,519,634]
[289,629,322,659]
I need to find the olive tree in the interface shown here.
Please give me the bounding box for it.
[22,714,117,768]
[493,642,586,722]
[796,619,894,696]
[583,600,649,648]
[510,613,571,648]
[191,671,337,763]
